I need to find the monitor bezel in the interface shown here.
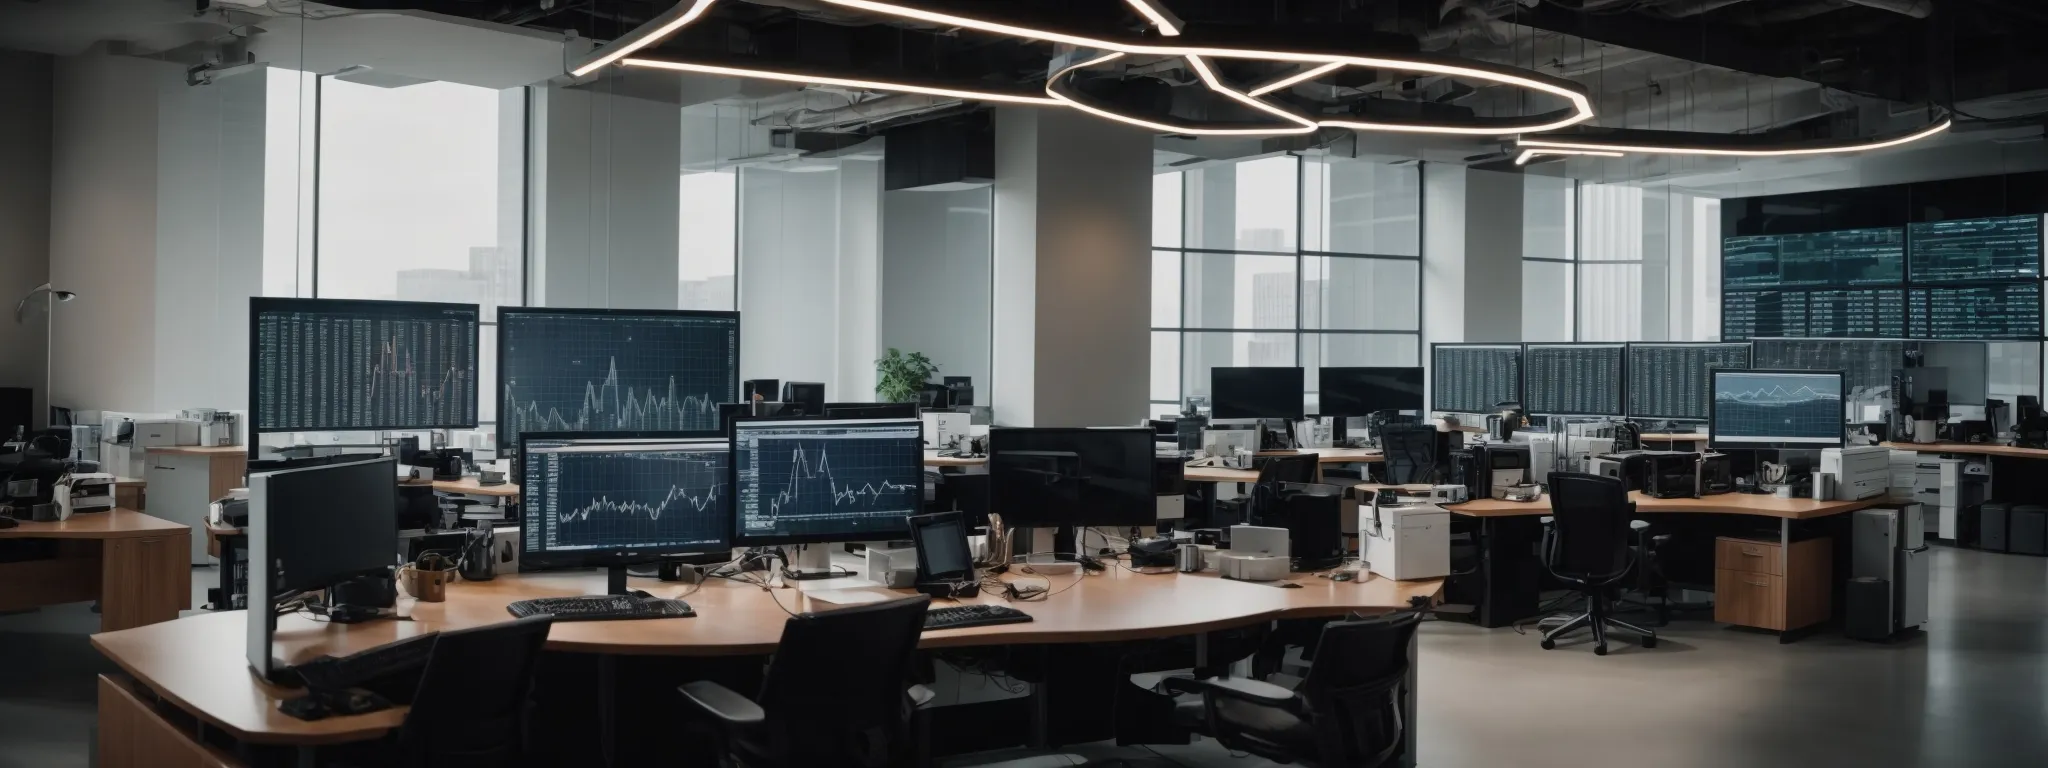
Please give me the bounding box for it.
[248,297,483,435]
[1209,366,1306,421]
[516,431,735,571]
[1707,368,1847,451]
[494,305,742,450]
[727,415,925,547]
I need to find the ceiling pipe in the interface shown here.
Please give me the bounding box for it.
[1657,0,1758,17]
[1842,0,1933,17]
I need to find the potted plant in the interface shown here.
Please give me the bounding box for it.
[875,348,939,403]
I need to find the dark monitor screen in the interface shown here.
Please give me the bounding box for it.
[909,512,974,581]
[781,382,826,415]
[1318,367,1423,416]
[988,427,1156,528]
[1211,367,1305,420]
[251,457,398,593]
[824,402,919,419]
[496,307,739,449]
[730,418,924,545]
[519,435,731,569]
[251,298,480,432]
[1709,370,1845,450]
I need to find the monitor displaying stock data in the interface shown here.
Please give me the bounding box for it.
[1523,344,1625,417]
[1908,214,2043,283]
[1722,227,1904,289]
[1907,283,2043,340]
[730,418,924,546]
[497,308,740,449]
[1710,370,1845,449]
[1430,344,1522,414]
[1627,343,1752,421]
[251,298,480,432]
[519,437,732,568]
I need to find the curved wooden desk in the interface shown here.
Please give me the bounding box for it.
[1881,440,2048,460]
[0,509,191,632]
[92,567,1442,747]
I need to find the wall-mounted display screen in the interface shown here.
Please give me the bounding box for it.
[1908,284,2044,340]
[1908,215,2043,283]
[1723,227,1905,289]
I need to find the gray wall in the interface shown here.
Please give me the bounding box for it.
[0,51,53,425]
[881,186,992,396]
[531,84,681,311]
[737,161,883,399]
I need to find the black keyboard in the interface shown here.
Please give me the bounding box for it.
[506,595,695,621]
[291,632,437,693]
[923,604,1033,631]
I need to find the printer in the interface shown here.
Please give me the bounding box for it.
[1360,497,1450,581]
[1821,446,1892,501]
[1450,444,1530,501]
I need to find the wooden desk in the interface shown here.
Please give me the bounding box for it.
[1642,433,1709,442]
[1182,448,1384,485]
[1881,440,2048,460]
[923,450,987,468]
[1184,465,1260,483]
[1350,484,1878,520]
[0,509,191,632]
[417,476,521,498]
[92,568,1440,750]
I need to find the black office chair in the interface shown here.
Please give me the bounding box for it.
[1378,424,1441,484]
[680,595,933,768]
[1161,610,1422,768]
[334,615,555,768]
[1541,472,1657,655]
[1222,453,1319,524]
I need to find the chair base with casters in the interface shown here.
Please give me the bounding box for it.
[1540,588,1657,655]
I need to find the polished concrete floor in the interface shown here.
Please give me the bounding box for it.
[5,545,2045,768]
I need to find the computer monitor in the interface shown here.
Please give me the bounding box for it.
[824,402,919,419]
[1523,344,1626,417]
[246,457,399,680]
[1709,370,1846,450]
[744,379,780,401]
[1626,343,1752,421]
[1211,367,1306,420]
[730,417,924,551]
[251,298,481,433]
[1318,367,1424,416]
[518,434,732,591]
[1431,343,1523,414]
[907,511,975,583]
[987,427,1157,529]
[496,307,740,450]
[781,382,826,416]
[944,376,974,407]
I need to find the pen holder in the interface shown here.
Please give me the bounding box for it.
[399,553,458,602]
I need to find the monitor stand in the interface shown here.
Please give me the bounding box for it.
[606,566,632,596]
[780,544,840,580]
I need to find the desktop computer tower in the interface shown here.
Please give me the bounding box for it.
[1449,444,1529,501]
[1852,506,1928,636]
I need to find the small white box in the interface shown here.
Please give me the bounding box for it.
[1360,502,1450,581]
[921,412,967,450]
[134,419,200,447]
[1228,525,1289,558]
[1217,553,1290,581]
[864,546,918,587]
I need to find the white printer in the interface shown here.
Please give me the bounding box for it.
[1359,497,1449,581]
[1820,446,1892,500]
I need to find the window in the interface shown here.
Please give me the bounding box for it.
[312,76,526,443]
[1151,155,1423,416]
[679,170,737,310]
[1522,173,1575,342]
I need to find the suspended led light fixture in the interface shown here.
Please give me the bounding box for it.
[1514,148,1624,165]
[1516,115,1952,159]
[588,0,1596,138]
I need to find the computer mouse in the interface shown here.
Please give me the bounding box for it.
[629,589,654,599]
[1277,582,1303,589]
[1332,572,1356,583]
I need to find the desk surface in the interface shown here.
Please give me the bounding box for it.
[93,567,1440,745]
[142,445,247,456]
[1642,433,1709,441]
[1351,484,1878,520]
[1880,441,2048,459]
[410,476,522,498]
[923,450,986,467]
[0,509,188,539]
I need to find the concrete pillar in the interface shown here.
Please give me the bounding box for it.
[990,107,1151,427]
[0,51,53,426]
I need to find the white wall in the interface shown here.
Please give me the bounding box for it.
[836,161,882,399]
[531,84,681,311]
[738,161,882,400]
[881,185,992,395]
[0,51,53,425]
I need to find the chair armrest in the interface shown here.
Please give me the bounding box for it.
[678,681,766,727]
[908,684,937,708]
[1159,675,1298,706]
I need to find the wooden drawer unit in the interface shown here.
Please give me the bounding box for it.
[1714,536,1831,633]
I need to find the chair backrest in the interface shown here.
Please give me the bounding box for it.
[756,594,932,765]
[397,614,554,768]
[1379,425,1441,484]
[1545,472,1636,583]
[1299,611,1422,767]
[1248,454,1319,519]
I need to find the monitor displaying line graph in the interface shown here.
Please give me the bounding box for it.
[497,307,740,449]
[519,438,731,568]
[1709,370,1845,449]
[731,418,923,545]
[251,298,480,432]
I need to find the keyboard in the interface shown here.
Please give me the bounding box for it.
[506,595,696,621]
[923,604,1034,631]
[291,632,437,693]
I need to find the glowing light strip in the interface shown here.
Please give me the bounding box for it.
[814,0,1594,135]
[1248,62,1345,97]
[619,59,1061,105]
[1514,148,1623,165]
[1045,53,1302,136]
[1183,55,1318,133]
[1517,117,1952,158]
[570,0,719,77]
[1123,0,1183,36]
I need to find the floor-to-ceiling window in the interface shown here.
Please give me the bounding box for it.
[1523,173,1576,342]
[678,169,737,311]
[1150,154,1422,417]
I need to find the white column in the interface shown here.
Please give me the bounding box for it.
[881,185,993,397]
[990,107,1151,427]
[530,84,681,310]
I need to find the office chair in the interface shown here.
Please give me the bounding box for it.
[1541,472,1657,655]
[680,595,933,768]
[335,615,555,768]
[1378,424,1441,484]
[1222,454,1319,525]
[1161,610,1422,768]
